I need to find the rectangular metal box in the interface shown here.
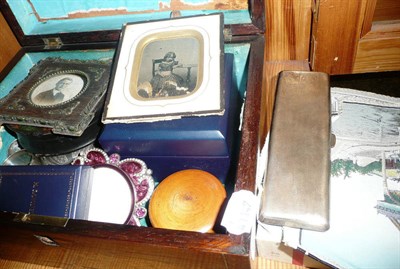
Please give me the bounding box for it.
[259,71,331,232]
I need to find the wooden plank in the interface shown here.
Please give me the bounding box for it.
[264,0,312,61]
[0,257,320,269]
[236,36,264,193]
[0,11,20,73]
[355,15,400,73]
[0,0,263,50]
[0,259,59,269]
[360,0,377,37]
[253,257,309,269]
[0,214,251,269]
[311,0,367,74]
[353,36,400,73]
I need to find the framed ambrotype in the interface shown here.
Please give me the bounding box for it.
[102,13,224,123]
[0,58,111,136]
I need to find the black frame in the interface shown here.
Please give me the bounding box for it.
[0,58,111,136]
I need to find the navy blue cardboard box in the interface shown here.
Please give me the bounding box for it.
[99,53,239,183]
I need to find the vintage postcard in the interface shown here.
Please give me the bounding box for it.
[300,88,400,269]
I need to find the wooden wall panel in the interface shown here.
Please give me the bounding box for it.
[0,11,20,73]
[264,0,312,61]
[253,257,308,269]
[354,2,400,73]
[310,0,367,74]
[353,36,400,73]
[261,0,312,141]
[373,0,400,21]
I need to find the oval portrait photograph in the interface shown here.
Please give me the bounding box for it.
[30,73,85,106]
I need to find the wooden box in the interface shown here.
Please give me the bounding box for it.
[0,1,264,268]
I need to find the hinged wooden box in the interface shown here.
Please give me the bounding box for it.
[0,1,264,268]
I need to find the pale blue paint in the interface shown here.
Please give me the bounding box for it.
[6,0,37,34]
[7,0,250,35]
[225,44,250,98]
[30,0,159,17]
[0,128,16,164]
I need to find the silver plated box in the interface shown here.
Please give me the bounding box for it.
[259,70,331,232]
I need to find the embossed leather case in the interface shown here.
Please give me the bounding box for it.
[0,165,93,219]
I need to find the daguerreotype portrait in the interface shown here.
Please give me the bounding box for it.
[30,74,85,106]
[133,32,202,100]
[0,58,111,136]
[102,13,224,124]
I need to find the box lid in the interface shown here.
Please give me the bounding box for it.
[0,0,264,48]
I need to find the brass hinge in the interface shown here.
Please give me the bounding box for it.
[43,37,63,50]
[223,28,232,42]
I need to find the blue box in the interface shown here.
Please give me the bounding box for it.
[0,165,93,219]
[99,53,237,157]
[133,155,232,184]
[99,54,238,182]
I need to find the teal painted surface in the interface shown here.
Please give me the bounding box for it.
[6,0,37,34]
[30,0,159,17]
[225,44,250,98]
[7,0,250,35]
[0,128,17,163]
[0,55,35,99]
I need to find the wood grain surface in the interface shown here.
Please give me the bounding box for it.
[353,33,400,73]
[0,12,20,73]
[0,257,311,269]
[354,0,400,73]
[310,0,367,74]
[373,0,400,21]
[264,0,312,61]
[149,169,226,233]
[0,212,251,269]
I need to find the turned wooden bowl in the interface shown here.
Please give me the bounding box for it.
[149,169,226,233]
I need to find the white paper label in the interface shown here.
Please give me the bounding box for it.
[221,190,257,235]
[282,226,301,249]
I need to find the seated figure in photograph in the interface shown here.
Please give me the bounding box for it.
[149,52,189,97]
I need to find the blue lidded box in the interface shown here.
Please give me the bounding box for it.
[99,53,239,182]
